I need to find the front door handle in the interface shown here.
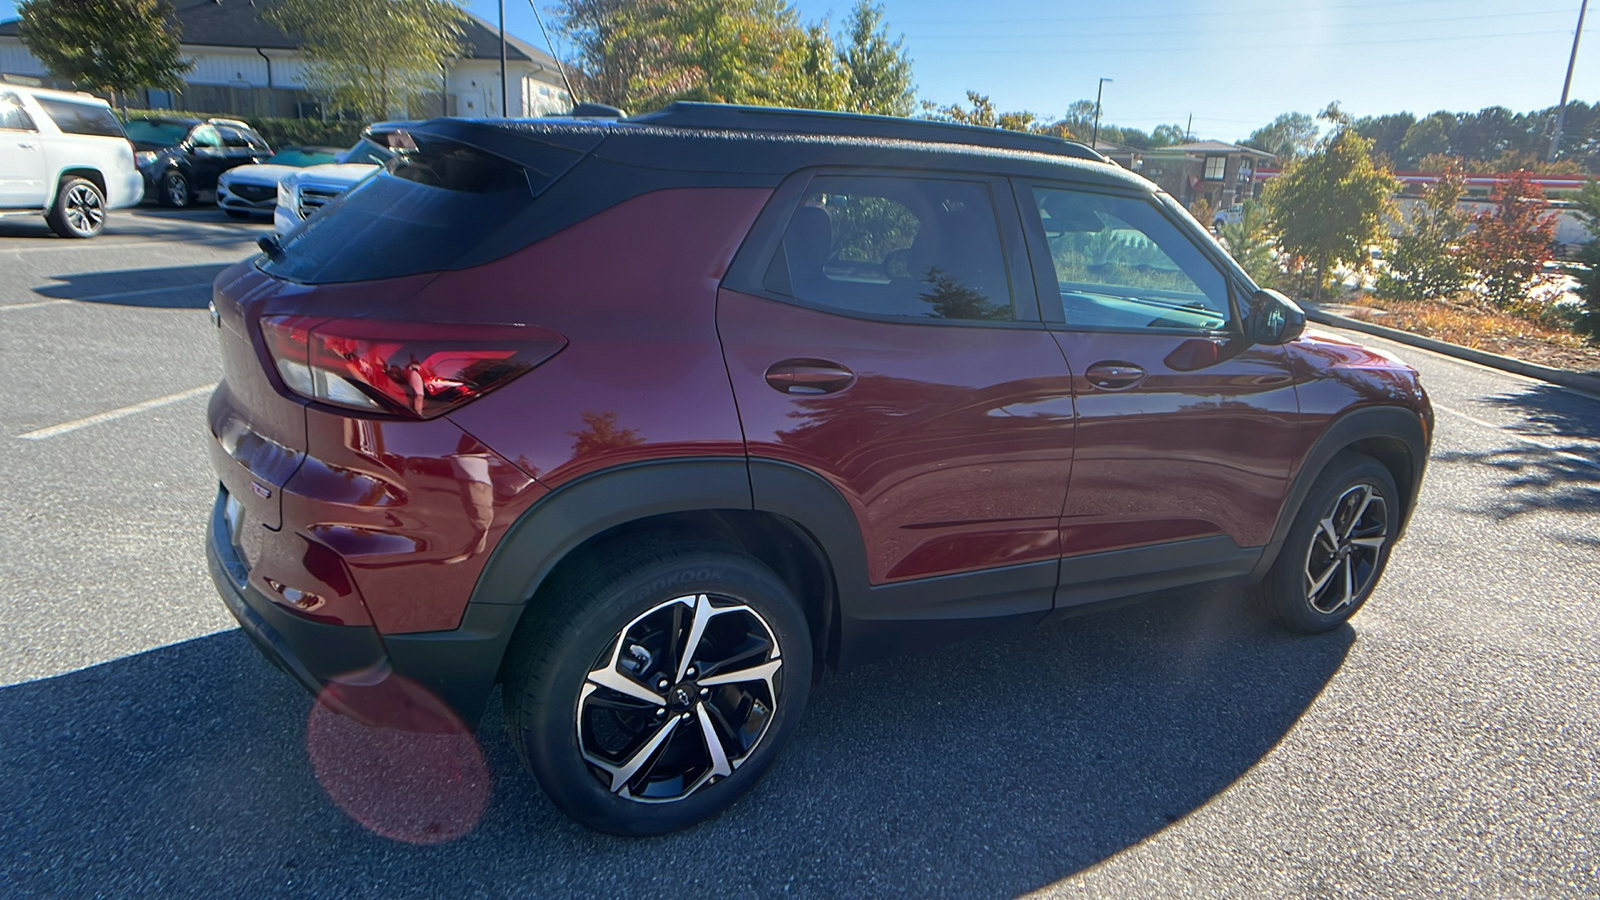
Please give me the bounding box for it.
[1085,361,1146,390]
[765,359,856,395]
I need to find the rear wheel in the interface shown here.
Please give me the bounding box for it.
[160,170,191,208]
[46,177,106,238]
[502,542,812,835]
[1253,452,1398,633]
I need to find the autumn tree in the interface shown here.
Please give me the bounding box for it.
[837,1,913,116]
[1264,110,1397,301]
[1466,169,1558,311]
[1377,162,1471,300]
[17,0,188,108]
[266,0,466,121]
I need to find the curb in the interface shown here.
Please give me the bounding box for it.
[1304,307,1600,396]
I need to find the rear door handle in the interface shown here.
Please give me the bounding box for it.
[765,359,856,395]
[1085,361,1146,390]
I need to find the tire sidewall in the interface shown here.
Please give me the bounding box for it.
[162,170,190,207]
[514,551,813,836]
[1271,455,1399,632]
[50,177,104,238]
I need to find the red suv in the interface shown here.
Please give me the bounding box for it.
[205,104,1432,835]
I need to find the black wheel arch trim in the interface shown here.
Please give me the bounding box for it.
[1250,404,1429,581]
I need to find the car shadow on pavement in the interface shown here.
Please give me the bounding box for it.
[32,264,232,309]
[0,209,264,242]
[1436,383,1600,518]
[0,586,1351,897]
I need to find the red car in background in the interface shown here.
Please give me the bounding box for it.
[205,103,1431,835]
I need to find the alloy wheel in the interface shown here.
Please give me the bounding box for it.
[164,172,189,207]
[63,184,104,235]
[577,593,784,804]
[1304,483,1389,614]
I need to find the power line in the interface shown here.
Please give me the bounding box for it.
[904,7,1577,39]
[912,28,1571,54]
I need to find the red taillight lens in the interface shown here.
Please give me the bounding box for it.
[260,316,566,418]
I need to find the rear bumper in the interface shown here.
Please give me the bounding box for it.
[207,488,519,726]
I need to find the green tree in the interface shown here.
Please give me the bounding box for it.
[1466,169,1557,311]
[921,91,1073,137]
[1377,162,1471,300]
[837,1,913,116]
[1264,111,1397,302]
[1245,112,1317,160]
[1571,179,1600,342]
[17,0,188,108]
[266,0,465,121]
[1396,114,1451,168]
[556,0,854,114]
[1218,199,1279,287]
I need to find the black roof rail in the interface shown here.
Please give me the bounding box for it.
[625,102,1107,162]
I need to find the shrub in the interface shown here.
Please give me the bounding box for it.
[1465,169,1557,312]
[1377,161,1471,300]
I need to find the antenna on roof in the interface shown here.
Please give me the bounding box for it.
[526,0,580,109]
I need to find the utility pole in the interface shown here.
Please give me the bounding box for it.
[496,0,508,116]
[1091,77,1113,149]
[1550,0,1589,161]
[1185,113,1193,142]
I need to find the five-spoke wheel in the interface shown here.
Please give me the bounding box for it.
[1254,452,1399,632]
[502,543,811,835]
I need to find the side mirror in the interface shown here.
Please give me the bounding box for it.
[1244,289,1306,345]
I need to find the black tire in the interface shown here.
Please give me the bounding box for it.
[502,541,813,836]
[159,169,191,208]
[223,208,253,220]
[1252,451,1399,633]
[45,176,106,238]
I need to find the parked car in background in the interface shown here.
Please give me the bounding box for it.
[1212,203,1245,230]
[272,127,399,236]
[0,85,142,238]
[208,104,1432,836]
[125,115,271,208]
[216,146,342,219]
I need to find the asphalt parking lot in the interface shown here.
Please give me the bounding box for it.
[1,207,1597,897]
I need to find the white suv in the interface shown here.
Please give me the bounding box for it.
[0,85,143,238]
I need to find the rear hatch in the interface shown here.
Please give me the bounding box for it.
[208,122,606,531]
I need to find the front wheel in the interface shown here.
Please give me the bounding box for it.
[1253,452,1399,633]
[46,177,106,238]
[502,542,813,835]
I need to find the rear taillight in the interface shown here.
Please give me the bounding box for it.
[259,316,566,418]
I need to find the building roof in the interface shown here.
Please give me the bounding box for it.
[1149,140,1276,159]
[0,0,558,65]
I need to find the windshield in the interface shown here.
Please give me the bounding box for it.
[122,120,189,146]
[265,148,341,167]
[338,138,396,166]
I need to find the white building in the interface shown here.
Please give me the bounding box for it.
[0,0,570,119]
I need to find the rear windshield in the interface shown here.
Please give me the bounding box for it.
[35,97,125,137]
[266,148,340,167]
[262,140,538,284]
[124,120,189,146]
[338,138,394,166]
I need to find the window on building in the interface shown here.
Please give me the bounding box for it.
[1204,156,1227,181]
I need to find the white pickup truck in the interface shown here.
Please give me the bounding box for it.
[0,84,143,238]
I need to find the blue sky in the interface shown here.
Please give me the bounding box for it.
[2,0,1595,141]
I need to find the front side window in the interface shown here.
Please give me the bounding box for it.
[1030,186,1230,332]
[0,92,36,131]
[764,176,1014,323]
[190,125,222,148]
[33,97,124,137]
[218,127,251,148]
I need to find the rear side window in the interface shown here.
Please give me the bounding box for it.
[33,97,125,137]
[764,176,1014,322]
[0,92,36,131]
[263,138,550,284]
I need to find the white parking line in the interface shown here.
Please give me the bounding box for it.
[0,299,72,312]
[1433,404,1600,470]
[18,385,214,440]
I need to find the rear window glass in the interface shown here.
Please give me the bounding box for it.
[35,97,125,137]
[124,120,189,146]
[262,140,540,284]
[266,148,340,167]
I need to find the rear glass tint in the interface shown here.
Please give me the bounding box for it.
[35,97,125,138]
[262,137,567,284]
[124,120,189,146]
